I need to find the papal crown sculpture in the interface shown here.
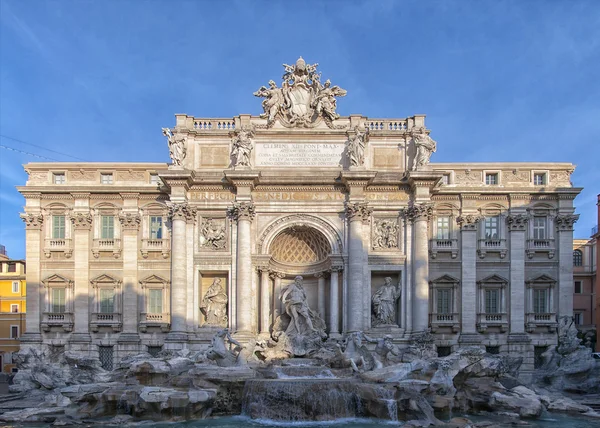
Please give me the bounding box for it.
[253,56,348,128]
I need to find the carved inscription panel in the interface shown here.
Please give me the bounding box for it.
[255,142,344,167]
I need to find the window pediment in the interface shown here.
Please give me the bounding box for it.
[430,274,460,286]
[42,274,73,288]
[139,274,169,288]
[91,273,121,288]
[477,274,508,286]
[526,274,556,285]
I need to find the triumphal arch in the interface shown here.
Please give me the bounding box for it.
[19,57,580,369]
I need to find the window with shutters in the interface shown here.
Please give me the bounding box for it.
[12,281,19,293]
[139,274,170,331]
[525,275,556,332]
[476,274,508,333]
[99,289,115,313]
[533,289,547,314]
[533,216,547,240]
[484,217,499,239]
[485,289,500,314]
[53,215,66,239]
[148,289,163,314]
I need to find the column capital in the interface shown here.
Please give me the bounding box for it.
[401,202,433,223]
[345,202,372,222]
[456,214,482,231]
[228,201,256,222]
[555,214,579,232]
[506,214,529,232]
[70,212,92,230]
[118,212,141,231]
[269,271,285,280]
[167,202,196,223]
[20,213,43,230]
[329,265,343,273]
[314,272,325,279]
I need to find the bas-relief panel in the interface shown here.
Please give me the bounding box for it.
[28,171,49,183]
[116,171,146,182]
[372,218,400,251]
[454,170,483,186]
[372,148,401,169]
[69,171,96,182]
[199,217,227,251]
[199,146,229,167]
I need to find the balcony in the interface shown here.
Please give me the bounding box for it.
[90,313,122,332]
[92,238,121,259]
[41,312,74,332]
[139,313,170,333]
[477,238,507,259]
[476,313,508,333]
[526,239,555,259]
[44,238,73,258]
[141,238,171,259]
[526,312,557,333]
[429,313,460,333]
[429,239,459,259]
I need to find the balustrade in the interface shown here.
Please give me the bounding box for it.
[429,238,458,259]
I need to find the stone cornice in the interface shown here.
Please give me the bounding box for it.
[21,192,42,200]
[227,202,256,222]
[70,212,93,230]
[71,193,91,199]
[340,170,377,190]
[20,213,44,230]
[506,214,529,232]
[345,202,372,222]
[555,214,579,232]
[401,202,433,222]
[224,170,260,190]
[121,193,140,200]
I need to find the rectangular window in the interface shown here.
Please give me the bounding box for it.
[52,288,66,313]
[533,289,547,314]
[436,217,450,239]
[485,173,498,185]
[485,289,500,313]
[484,217,499,239]
[53,173,66,184]
[53,215,66,239]
[11,304,19,313]
[150,216,163,239]
[534,173,546,186]
[101,216,115,239]
[150,174,160,185]
[100,173,113,184]
[99,289,115,313]
[10,326,19,339]
[148,289,163,314]
[7,262,16,273]
[574,312,582,325]
[437,289,451,314]
[533,217,547,240]
[441,174,450,185]
[574,281,582,294]
[12,281,19,293]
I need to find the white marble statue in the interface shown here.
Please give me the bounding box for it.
[373,219,399,249]
[411,133,437,170]
[313,79,347,121]
[199,218,226,250]
[162,128,187,166]
[200,278,228,326]
[231,127,254,167]
[253,80,285,123]
[371,277,400,326]
[347,128,368,167]
[205,328,242,367]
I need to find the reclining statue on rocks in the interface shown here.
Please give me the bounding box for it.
[206,328,243,367]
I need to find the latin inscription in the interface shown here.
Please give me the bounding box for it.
[189,191,235,201]
[255,143,344,167]
[253,192,345,201]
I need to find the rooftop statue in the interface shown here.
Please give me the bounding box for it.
[162,128,187,166]
[254,57,346,128]
[411,133,437,170]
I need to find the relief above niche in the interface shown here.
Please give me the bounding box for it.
[372,218,400,251]
[199,217,227,251]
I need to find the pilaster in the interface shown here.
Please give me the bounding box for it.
[457,213,482,344]
[70,204,92,344]
[118,208,141,343]
[555,213,579,317]
[20,211,44,343]
[507,213,528,334]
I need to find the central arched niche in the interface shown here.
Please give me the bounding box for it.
[268,226,332,275]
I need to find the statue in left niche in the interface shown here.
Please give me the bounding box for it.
[230,127,254,168]
[200,278,228,327]
[162,128,187,167]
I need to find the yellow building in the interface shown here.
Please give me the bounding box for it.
[0,251,26,373]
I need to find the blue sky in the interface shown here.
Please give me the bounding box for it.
[1,0,599,259]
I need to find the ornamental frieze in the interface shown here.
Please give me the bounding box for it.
[345,202,372,222]
[118,212,141,230]
[70,212,93,230]
[506,214,529,231]
[20,213,44,229]
[227,202,256,222]
[555,214,579,232]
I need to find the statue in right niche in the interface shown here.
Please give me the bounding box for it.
[371,277,400,326]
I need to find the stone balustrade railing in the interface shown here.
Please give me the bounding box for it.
[476,313,508,333]
[141,239,171,259]
[526,312,557,333]
[91,313,122,332]
[41,312,74,332]
[44,238,73,258]
[526,239,555,259]
[429,312,460,333]
[429,238,459,259]
[139,313,171,333]
[92,238,121,258]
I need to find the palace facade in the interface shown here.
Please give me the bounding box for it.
[17,58,581,371]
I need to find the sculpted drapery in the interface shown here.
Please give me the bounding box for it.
[372,277,401,326]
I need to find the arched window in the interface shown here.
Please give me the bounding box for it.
[573,250,583,266]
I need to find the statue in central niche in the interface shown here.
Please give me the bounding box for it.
[270,275,327,357]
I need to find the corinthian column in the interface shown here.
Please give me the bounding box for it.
[329,266,341,336]
[403,203,433,333]
[118,211,141,341]
[167,202,192,340]
[259,267,271,334]
[20,212,44,343]
[555,214,579,318]
[229,202,256,334]
[345,202,372,332]
[457,214,482,343]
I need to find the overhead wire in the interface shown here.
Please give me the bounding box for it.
[0,134,87,161]
[0,144,59,161]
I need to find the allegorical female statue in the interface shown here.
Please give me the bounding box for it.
[371,277,400,326]
[200,278,228,326]
[162,128,187,166]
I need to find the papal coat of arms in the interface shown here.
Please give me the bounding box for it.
[254,57,347,128]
